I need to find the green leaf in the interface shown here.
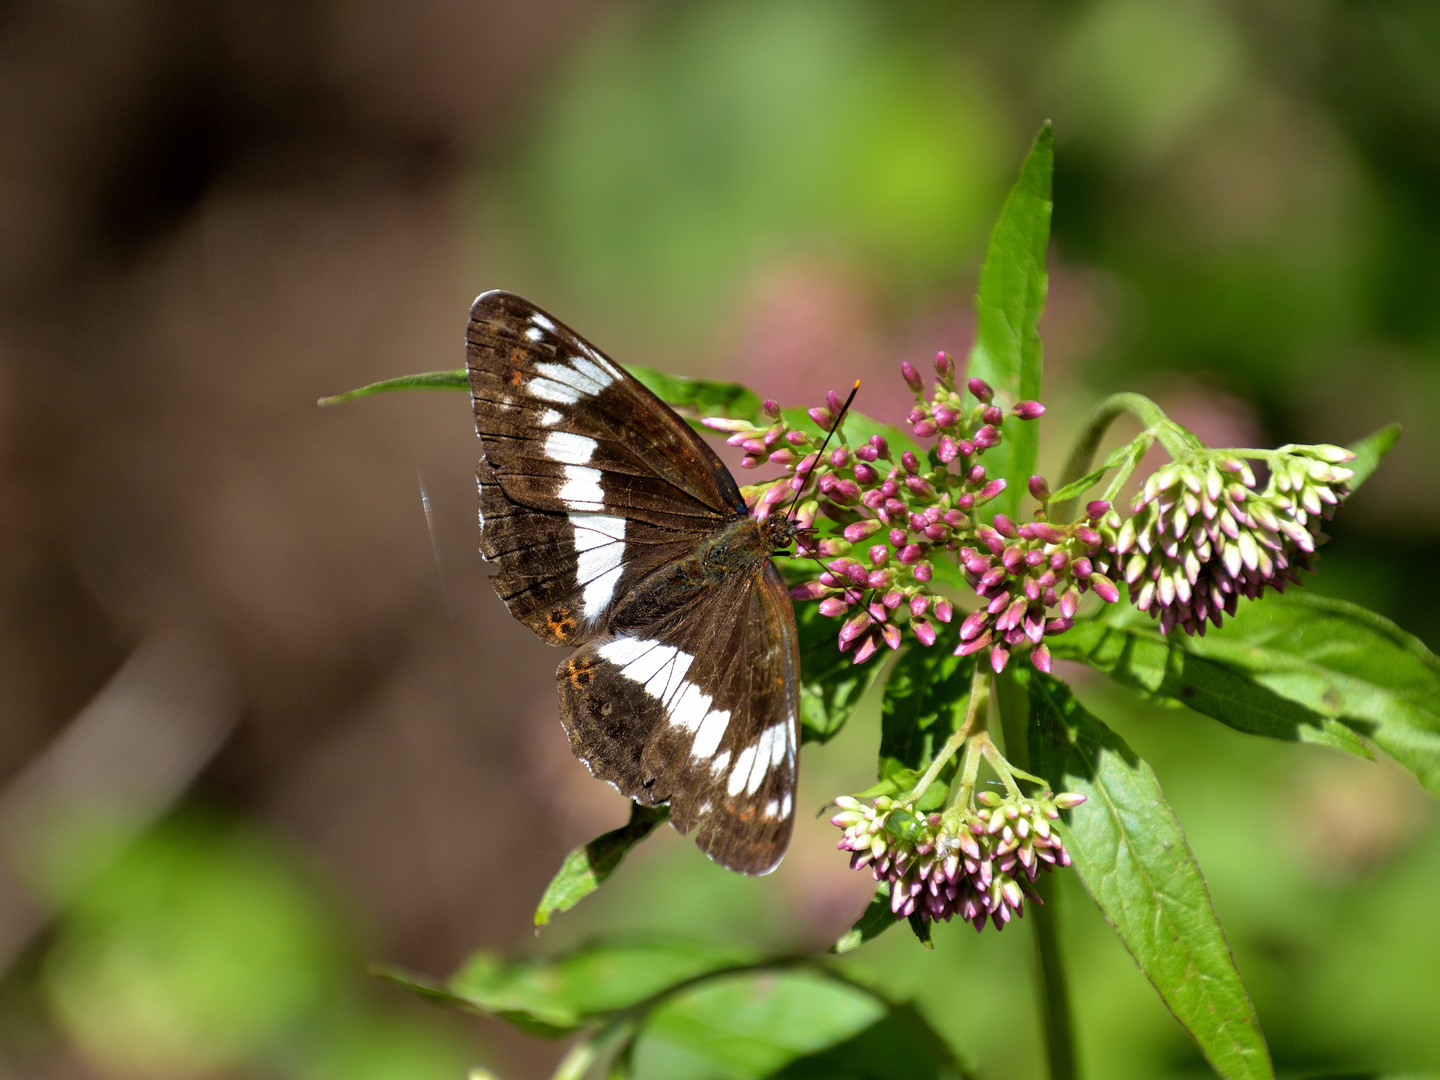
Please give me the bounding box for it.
[965,122,1053,522]
[388,940,759,1038]
[1020,668,1274,1080]
[1159,592,1440,798]
[878,648,975,799]
[1049,606,1373,759]
[1346,423,1401,489]
[317,368,469,406]
[795,603,887,744]
[627,366,764,426]
[831,884,899,955]
[642,970,967,1080]
[534,804,670,927]
[1046,443,1134,506]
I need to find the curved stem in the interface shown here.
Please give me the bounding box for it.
[995,667,1078,1080]
[905,663,991,803]
[1052,393,1192,521]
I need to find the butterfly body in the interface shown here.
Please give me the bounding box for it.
[466,291,801,875]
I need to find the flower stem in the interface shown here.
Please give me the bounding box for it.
[1052,392,1192,521]
[905,662,990,803]
[995,668,1078,1080]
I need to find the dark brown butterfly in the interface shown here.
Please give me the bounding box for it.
[466,291,800,875]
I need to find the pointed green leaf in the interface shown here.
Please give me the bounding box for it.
[534,804,670,927]
[1346,423,1401,489]
[643,970,967,1080]
[1020,668,1274,1080]
[1049,606,1373,758]
[318,368,469,406]
[627,367,764,426]
[966,123,1053,522]
[831,883,899,954]
[1159,592,1440,798]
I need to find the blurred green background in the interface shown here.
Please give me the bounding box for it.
[1,0,1437,1078]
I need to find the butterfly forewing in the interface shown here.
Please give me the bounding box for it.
[557,560,799,875]
[466,290,802,875]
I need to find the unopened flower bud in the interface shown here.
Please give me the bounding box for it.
[967,377,993,402]
[983,405,1004,426]
[913,561,933,583]
[1013,400,1045,420]
[808,406,834,429]
[935,351,953,378]
[869,544,890,567]
[914,419,938,438]
[703,417,754,432]
[818,596,849,617]
[901,361,924,392]
[912,617,937,646]
[974,425,1001,449]
[763,398,781,419]
[993,514,1019,538]
[901,450,920,474]
[1029,475,1050,501]
[830,447,851,469]
[843,519,882,543]
[769,448,795,465]
[1086,500,1110,518]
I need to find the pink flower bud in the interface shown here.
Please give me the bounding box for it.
[993,514,1019,538]
[1086,500,1110,518]
[1013,400,1046,420]
[808,406,834,429]
[974,425,1001,449]
[967,464,987,484]
[957,493,974,510]
[853,462,878,485]
[868,601,887,622]
[897,544,923,564]
[884,497,906,517]
[852,633,881,664]
[889,528,908,547]
[934,406,958,427]
[883,588,903,609]
[854,444,878,462]
[983,405,1004,426]
[913,419,938,438]
[786,429,809,446]
[935,598,953,623]
[907,407,925,424]
[936,436,959,463]
[910,594,930,616]
[960,611,990,641]
[991,644,1011,673]
[905,475,935,499]
[839,611,872,645]
[869,434,890,458]
[1090,574,1120,603]
[935,351,953,378]
[832,479,862,502]
[901,450,920,474]
[1060,588,1080,619]
[1032,523,1067,544]
[957,439,975,457]
[740,455,761,469]
[704,417,754,432]
[1032,643,1052,673]
[913,561,933,583]
[867,569,893,590]
[967,377,993,402]
[829,447,850,469]
[763,398,781,419]
[827,390,844,415]
[861,489,885,510]
[1072,557,1093,579]
[881,624,903,650]
[769,448,796,465]
[843,519,882,543]
[912,617,937,647]
[790,582,828,601]
[1074,525,1102,548]
[901,360,924,392]
[869,544,890,567]
[1028,475,1050,501]
[818,597,849,617]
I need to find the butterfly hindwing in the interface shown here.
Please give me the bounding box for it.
[556,560,800,876]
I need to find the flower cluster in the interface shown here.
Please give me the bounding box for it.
[832,789,1084,931]
[957,503,1120,674]
[1108,445,1355,635]
[703,354,1045,664]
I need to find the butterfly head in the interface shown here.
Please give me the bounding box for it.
[761,512,798,555]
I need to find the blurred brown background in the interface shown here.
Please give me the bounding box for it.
[3,2,1440,1079]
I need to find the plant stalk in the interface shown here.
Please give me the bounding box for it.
[906,662,991,803]
[1052,392,1191,522]
[995,668,1078,1080]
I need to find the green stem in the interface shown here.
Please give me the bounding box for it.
[905,663,991,803]
[1052,393,1192,521]
[995,668,1078,1080]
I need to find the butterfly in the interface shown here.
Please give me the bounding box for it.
[466,291,801,875]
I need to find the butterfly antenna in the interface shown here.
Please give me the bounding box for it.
[783,379,861,524]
